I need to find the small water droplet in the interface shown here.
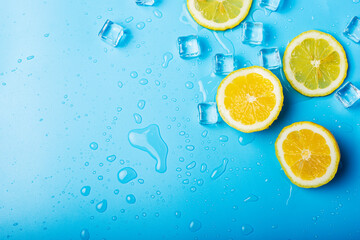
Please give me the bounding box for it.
[189,219,202,232]
[80,186,91,196]
[153,9,163,18]
[95,199,107,213]
[80,228,90,240]
[244,194,259,203]
[211,158,229,180]
[89,142,98,150]
[238,133,255,146]
[185,145,195,151]
[130,71,138,78]
[162,52,173,68]
[106,155,116,162]
[185,81,194,89]
[133,113,142,124]
[44,33,50,37]
[219,135,229,142]
[118,81,123,88]
[118,167,138,184]
[125,16,134,23]
[186,161,196,170]
[126,194,136,204]
[26,55,34,60]
[241,224,253,235]
[175,211,181,218]
[139,78,148,85]
[200,163,207,173]
[136,22,145,30]
[201,130,208,137]
[137,100,146,110]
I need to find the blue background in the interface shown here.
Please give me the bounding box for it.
[1,0,360,239]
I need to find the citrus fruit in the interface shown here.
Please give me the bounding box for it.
[283,30,348,97]
[216,66,283,133]
[275,121,340,188]
[187,0,253,31]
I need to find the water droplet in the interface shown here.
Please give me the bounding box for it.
[89,142,98,150]
[106,155,116,162]
[190,186,197,192]
[241,224,254,235]
[219,135,229,142]
[130,71,138,78]
[125,16,134,23]
[26,55,34,60]
[175,211,181,218]
[80,228,90,240]
[17,59,22,63]
[136,22,145,30]
[137,100,146,110]
[153,9,163,18]
[186,161,196,170]
[189,219,202,232]
[118,167,138,184]
[162,52,173,68]
[139,78,148,85]
[95,199,107,213]
[185,145,195,151]
[44,33,50,37]
[200,163,207,173]
[197,179,204,186]
[238,133,255,146]
[201,130,208,137]
[128,124,168,173]
[118,81,123,88]
[185,81,194,89]
[182,179,189,184]
[80,186,91,196]
[211,158,229,180]
[244,194,259,203]
[133,113,142,124]
[138,178,144,184]
[126,194,136,204]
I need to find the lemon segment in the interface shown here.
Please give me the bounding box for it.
[283,30,348,97]
[187,0,253,31]
[216,66,283,133]
[275,121,340,188]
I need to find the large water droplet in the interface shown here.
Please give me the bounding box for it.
[126,194,136,204]
[80,228,90,240]
[189,219,202,232]
[95,199,107,213]
[118,167,138,184]
[211,158,229,180]
[238,132,255,146]
[80,186,91,196]
[128,124,168,173]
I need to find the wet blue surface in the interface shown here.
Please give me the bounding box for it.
[1,0,360,239]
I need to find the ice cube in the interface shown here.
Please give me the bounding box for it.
[344,16,360,43]
[214,54,237,75]
[242,22,264,46]
[178,35,201,59]
[135,0,155,6]
[198,102,221,125]
[98,19,125,47]
[335,82,360,108]
[259,47,282,70]
[259,0,282,12]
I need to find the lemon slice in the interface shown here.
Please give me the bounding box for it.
[187,0,253,31]
[275,122,340,188]
[216,66,283,133]
[283,30,348,97]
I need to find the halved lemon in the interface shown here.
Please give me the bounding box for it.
[187,0,253,31]
[283,30,348,97]
[275,122,340,188]
[216,66,283,133]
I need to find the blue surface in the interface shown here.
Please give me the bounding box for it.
[1,0,360,239]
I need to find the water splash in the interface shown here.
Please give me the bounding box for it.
[118,167,138,184]
[162,52,173,68]
[95,199,107,213]
[211,158,229,180]
[212,31,235,54]
[189,219,202,232]
[128,124,168,173]
[80,186,91,196]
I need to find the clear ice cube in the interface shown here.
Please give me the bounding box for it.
[344,16,360,43]
[259,0,281,12]
[214,54,237,75]
[98,19,125,47]
[242,22,264,46]
[259,48,282,70]
[198,102,221,125]
[335,82,360,108]
[178,35,201,59]
[135,0,155,6]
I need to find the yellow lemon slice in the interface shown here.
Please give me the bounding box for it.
[216,66,283,133]
[187,0,253,31]
[275,121,340,188]
[283,30,348,97]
